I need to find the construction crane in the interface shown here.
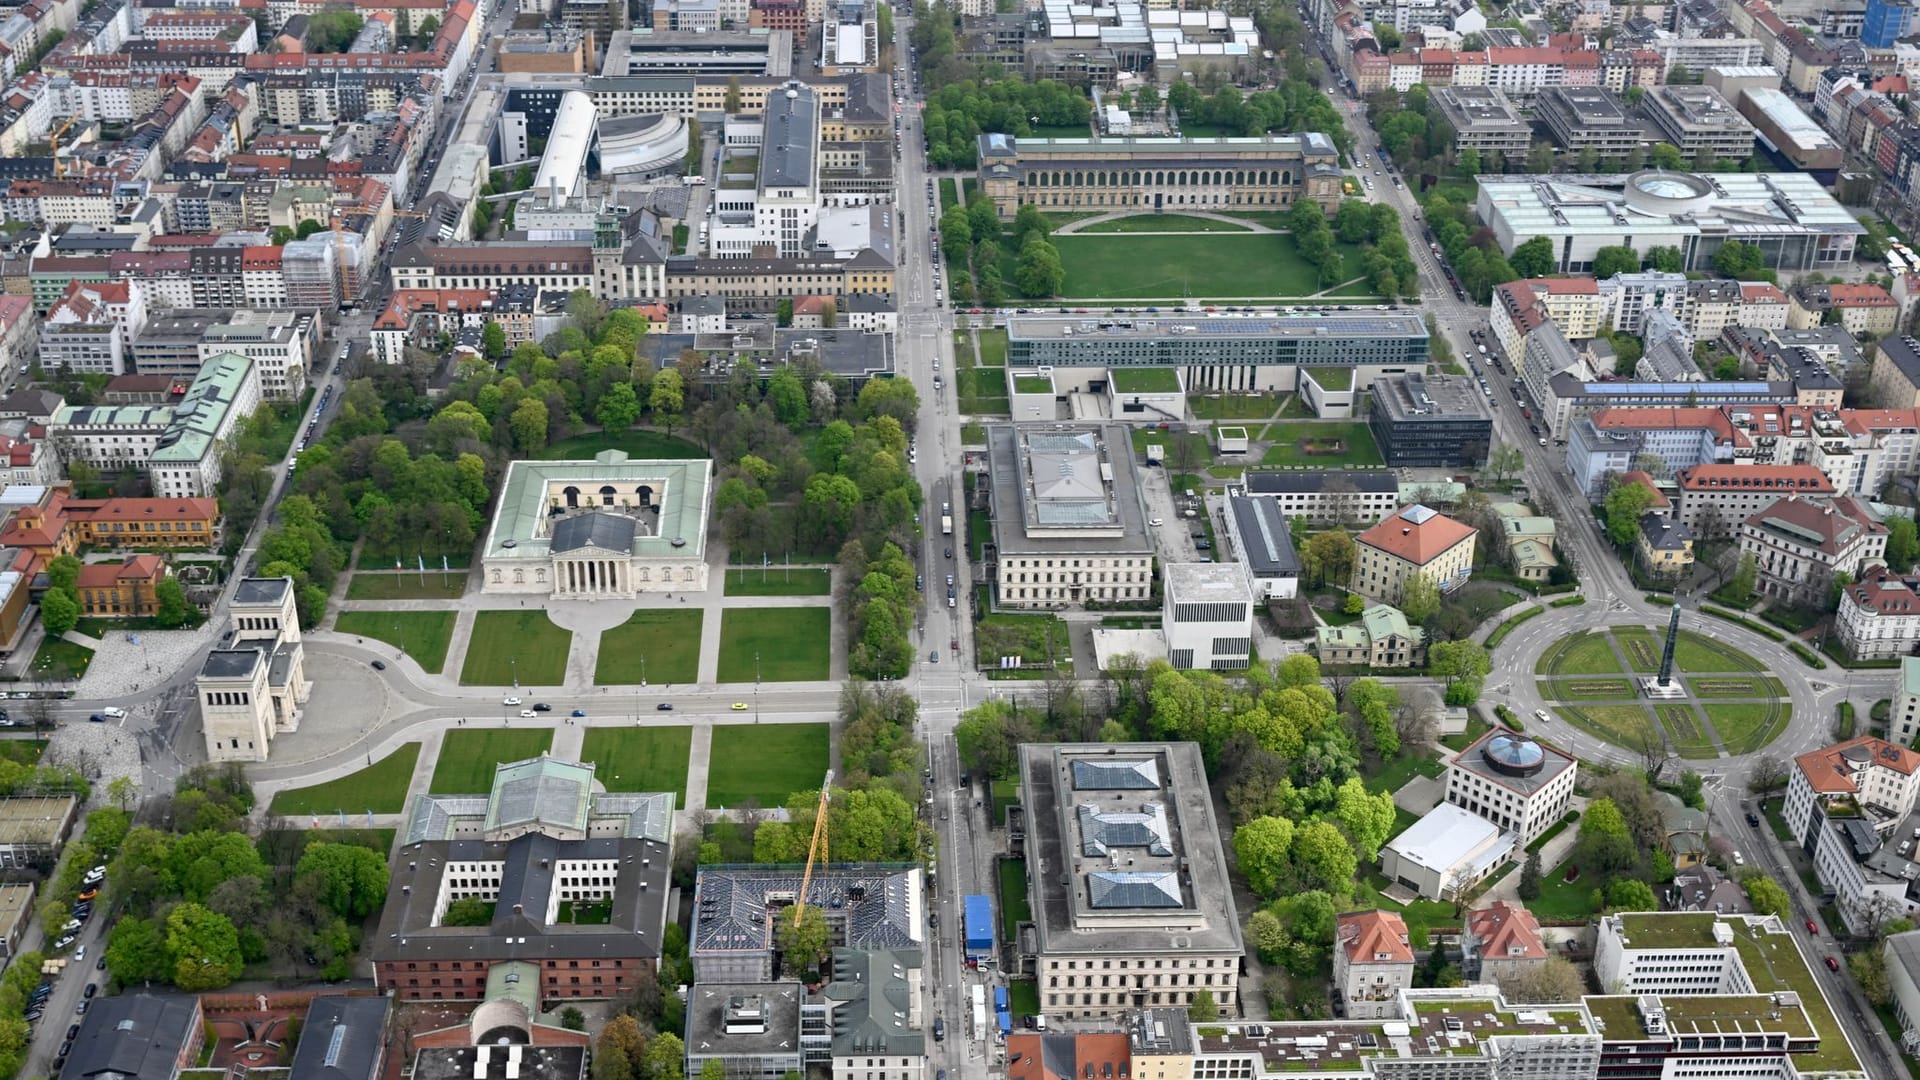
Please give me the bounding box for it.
[49,117,77,180]
[793,770,834,929]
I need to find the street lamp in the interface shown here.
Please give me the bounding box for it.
[755,650,761,722]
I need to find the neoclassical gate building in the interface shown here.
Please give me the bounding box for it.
[480,450,714,598]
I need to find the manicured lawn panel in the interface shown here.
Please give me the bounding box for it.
[1188,391,1277,418]
[30,638,92,681]
[1259,421,1383,468]
[271,744,422,816]
[723,568,832,596]
[1074,214,1254,233]
[459,611,573,686]
[1530,857,1598,922]
[1558,705,1658,750]
[1000,857,1030,941]
[580,726,693,806]
[336,611,457,673]
[717,608,832,682]
[977,329,1010,367]
[1535,633,1623,677]
[345,574,467,600]
[1657,704,1719,759]
[1542,677,1637,700]
[429,729,554,794]
[1049,233,1368,299]
[595,609,704,685]
[705,723,830,807]
[539,430,706,460]
[1705,701,1787,755]
[1673,632,1763,674]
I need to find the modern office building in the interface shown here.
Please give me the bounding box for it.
[1864,0,1914,46]
[1427,86,1531,157]
[1161,562,1254,670]
[1892,658,1920,746]
[1444,728,1577,847]
[1737,86,1845,171]
[1642,85,1757,161]
[1222,494,1301,600]
[1535,86,1641,157]
[1018,742,1242,1019]
[984,424,1155,609]
[1477,171,1864,274]
[1367,372,1494,467]
[975,132,1345,218]
[1003,310,1429,394]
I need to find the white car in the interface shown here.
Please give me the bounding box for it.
[100,707,126,719]
[1534,709,1550,724]
[502,696,523,706]
[1148,517,1164,527]
[518,709,538,719]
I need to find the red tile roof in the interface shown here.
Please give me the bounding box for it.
[1006,1033,1131,1080]
[1338,910,1414,965]
[1356,506,1476,566]
[1674,463,1835,493]
[1795,736,1920,795]
[1466,901,1546,962]
[76,554,165,589]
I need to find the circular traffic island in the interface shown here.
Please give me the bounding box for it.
[1530,626,1790,759]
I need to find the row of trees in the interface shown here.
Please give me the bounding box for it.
[921,77,1092,168]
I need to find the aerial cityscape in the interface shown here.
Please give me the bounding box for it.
[4,0,1920,1074]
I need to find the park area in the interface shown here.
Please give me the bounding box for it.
[336,611,457,673]
[344,573,466,601]
[1535,626,1789,759]
[459,611,573,686]
[717,608,832,682]
[428,728,555,794]
[723,568,831,596]
[269,743,421,816]
[1048,233,1372,299]
[1259,421,1384,468]
[580,727,693,806]
[594,610,704,685]
[704,723,830,808]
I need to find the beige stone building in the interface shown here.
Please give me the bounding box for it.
[974,132,1345,219]
[197,576,309,763]
[1463,901,1549,989]
[986,425,1154,609]
[1333,910,1415,1020]
[1350,504,1477,606]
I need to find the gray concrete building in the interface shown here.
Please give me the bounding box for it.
[1644,85,1758,162]
[1535,87,1643,157]
[1368,373,1493,467]
[1428,86,1531,157]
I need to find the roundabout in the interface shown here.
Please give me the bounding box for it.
[1531,625,1790,758]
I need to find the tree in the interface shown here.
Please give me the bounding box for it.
[150,576,191,628]
[725,75,743,113]
[1727,553,1758,606]
[1300,530,1355,585]
[561,1007,586,1031]
[1606,877,1657,912]
[775,904,829,978]
[1644,245,1684,273]
[40,588,78,638]
[596,382,642,431]
[1744,876,1790,916]
[1712,240,1768,281]
[1486,442,1524,485]
[482,321,508,361]
[1748,754,1788,793]
[295,842,390,918]
[1852,949,1893,1006]
[1889,516,1920,572]
[1333,776,1396,862]
[1188,989,1219,1022]
[1497,955,1586,1002]
[1429,640,1491,688]
[698,1062,728,1080]
[1575,798,1637,877]
[650,368,685,437]
[1592,245,1641,278]
[105,916,170,983]
[508,397,549,455]
[1401,572,1441,623]
[1517,849,1542,900]
[46,554,79,593]
[442,897,493,926]
[641,1033,685,1080]
[1233,816,1295,898]
[166,902,243,991]
[1509,236,1555,278]
[1290,820,1358,900]
[1014,203,1051,241]
[106,775,136,814]
[1015,234,1064,298]
[1604,477,1655,547]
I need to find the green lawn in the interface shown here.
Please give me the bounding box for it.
[1014,374,1053,394]
[429,729,555,794]
[0,741,44,767]
[459,611,573,686]
[977,328,1009,367]
[270,744,421,816]
[1259,421,1383,468]
[724,568,831,596]
[1614,628,1661,673]
[580,726,692,806]
[594,609,704,685]
[1705,701,1789,755]
[30,637,92,681]
[539,429,706,460]
[717,608,832,682]
[1074,214,1254,233]
[1530,857,1598,922]
[1350,876,1463,948]
[1657,704,1720,759]
[1684,676,1788,698]
[939,177,959,212]
[336,611,457,673]
[704,722,830,807]
[345,574,466,600]
[957,366,1011,415]
[1008,980,1039,1018]
[1189,392,1277,418]
[1049,233,1369,299]
[1000,857,1030,941]
[1535,633,1623,676]
[1558,705,1659,750]
[1542,677,1637,700]
[976,612,1073,672]
[1364,750,1444,795]
[1674,632,1763,673]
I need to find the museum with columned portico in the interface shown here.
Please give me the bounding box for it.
[479,450,714,598]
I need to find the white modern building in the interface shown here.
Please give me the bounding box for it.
[710,83,822,260]
[1162,562,1253,671]
[1443,728,1577,847]
[1477,170,1864,274]
[1787,736,1920,933]
[1378,802,1514,902]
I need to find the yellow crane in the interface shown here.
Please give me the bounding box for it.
[49,117,77,179]
[793,770,834,929]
